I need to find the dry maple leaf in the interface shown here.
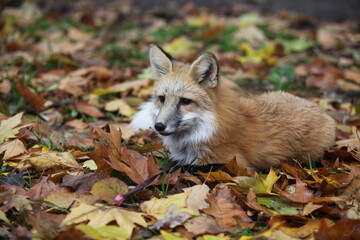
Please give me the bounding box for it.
[278,176,314,203]
[91,124,161,184]
[0,112,31,144]
[0,139,27,160]
[61,201,147,239]
[202,184,254,230]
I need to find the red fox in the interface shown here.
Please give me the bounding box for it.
[131,45,335,170]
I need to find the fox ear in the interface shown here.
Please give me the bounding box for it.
[189,52,219,88]
[149,44,174,79]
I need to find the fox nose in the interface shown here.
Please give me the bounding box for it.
[154,122,166,131]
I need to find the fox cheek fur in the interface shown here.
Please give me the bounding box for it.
[130,44,336,170]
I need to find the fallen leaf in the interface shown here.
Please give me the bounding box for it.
[16,79,45,112]
[232,168,279,194]
[0,139,27,160]
[61,172,107,193]
[90,178,128,204]
[314,219,360,240]
[185,215,223,235]
[161,230,188,240]
[28,151,83,171]
[163,36,197,57]
[44,187,78,209]
[75,100,105,118]
[61,201,147,239]
[140,192,197,220]
[278,176,314,203]
[105,99,137,117]
[151,204,192,230]
[0,112,31,144]
[76,225,128,240]
[202,184,254,230]
[183,184,210,211]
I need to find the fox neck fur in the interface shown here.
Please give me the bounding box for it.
[130,45,335,170]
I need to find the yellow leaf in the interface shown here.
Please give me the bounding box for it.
[196,170,233,182]
[239,221,283,240]
[105,99,137,117]
[140,192,198,219]
[0,209,10,224]
[0,112,31,144]
[61,202,147,239]
[203,234,231,240]
[233,169,279,194]
[0,139,27,160]
[28,151,82,170]
[90,178,128,204]
[237,42,277,65]
[161,230,188,240]
[163,36,197,57]
[77,225,128,240]
[262,168,280,193]
[83,160,98,170]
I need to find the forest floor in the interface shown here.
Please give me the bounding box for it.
[0,1,359,239]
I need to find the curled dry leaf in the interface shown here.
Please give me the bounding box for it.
[16,79,45,112]
[28,151,83,171]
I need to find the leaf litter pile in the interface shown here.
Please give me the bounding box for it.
[1,1,360,239]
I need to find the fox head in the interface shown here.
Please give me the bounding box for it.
[148,44,219,142]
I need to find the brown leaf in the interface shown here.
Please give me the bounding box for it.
[66,135,95,148]
[16,79,44,112]
[344,70,360,84]
[314,219,360,240]
[185,215,223,235]
[75,100,105,118]
[60,172,107,193]
[278,176,314,203]
[0,79,11,94]
[0,139,27,160]
[202,184,254,230]
[91,125,162,184]
[27,177,59,200]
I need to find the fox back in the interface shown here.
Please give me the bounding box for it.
[130,45,335,170]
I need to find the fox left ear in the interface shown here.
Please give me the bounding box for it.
[189,52,219,88]
[149,44,174,79]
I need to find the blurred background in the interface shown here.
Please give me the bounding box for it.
[0,0,359,128]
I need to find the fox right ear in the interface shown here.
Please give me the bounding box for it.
[149,45,174,79]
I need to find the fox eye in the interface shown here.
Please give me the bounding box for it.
[159,96,165,103]
[180,98,192,105]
